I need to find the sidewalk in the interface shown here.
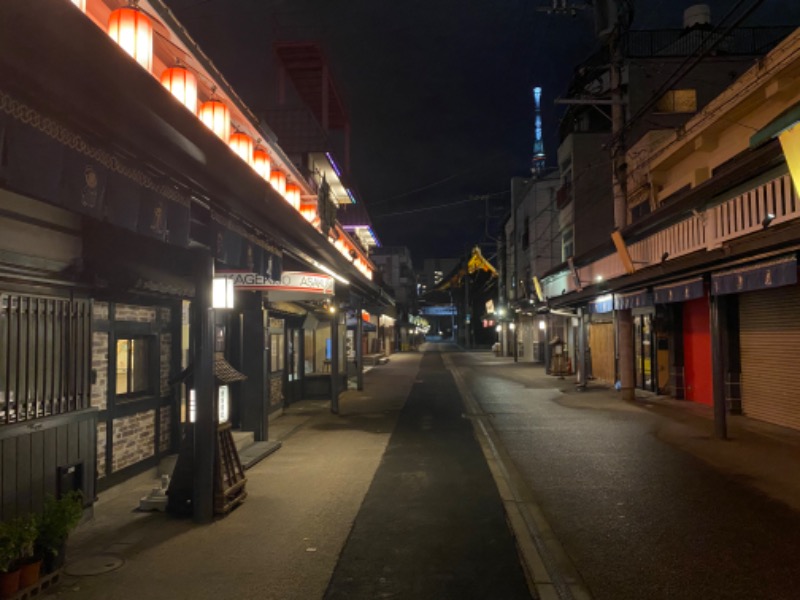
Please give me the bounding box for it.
[51,348,800,599]
[483,353,800,514]
[54,352,422,600]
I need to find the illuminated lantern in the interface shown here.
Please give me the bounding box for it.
[253,148,271,181]
[229,132,254,167]
[108,7,153,72]
[70,0,86,11]
[270,170,286,197]
[198,100,230,141]
[285,183,301,210]
[160,67,197,113]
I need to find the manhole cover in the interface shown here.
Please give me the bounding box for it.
[64,554,124,576]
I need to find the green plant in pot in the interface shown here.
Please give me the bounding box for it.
[15,514,40,588]
[36,491,84,574]
[0,521,21,599]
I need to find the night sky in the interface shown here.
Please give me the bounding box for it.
[163,0,800,265]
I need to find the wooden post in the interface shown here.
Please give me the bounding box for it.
[330,306,340,414]
[356,300,364,391]
[193,249,215,524]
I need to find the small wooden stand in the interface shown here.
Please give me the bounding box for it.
[214,422,247,515]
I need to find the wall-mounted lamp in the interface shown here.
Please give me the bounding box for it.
[495,325,502,333]
[595,275,604,282]
[762,212,776,229]
[538,320,546,331]
[218,385,230,423]
[212,277,235,309]
[509,322,516,331]
[189,389,196,423]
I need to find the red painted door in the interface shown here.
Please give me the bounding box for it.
[683,296,713,405]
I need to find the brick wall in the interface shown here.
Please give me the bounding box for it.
[93,301,109,321]
[112,410,155,473]
[159,407,171,453]
[91,331,108,411]
[96,421,107,479]
[269,373,283,406]
[160,333,172,396]
[92,301,176,479]
[114,304,157,322]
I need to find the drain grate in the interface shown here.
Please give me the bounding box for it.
[64,554,124,576]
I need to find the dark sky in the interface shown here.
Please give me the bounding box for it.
[163,0,800,265]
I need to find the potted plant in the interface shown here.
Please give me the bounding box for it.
[15,514,40,589]
[0,521,21,599]
[36,491,83,574]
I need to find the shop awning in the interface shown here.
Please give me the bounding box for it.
[614,290,653,310]
[711,255,797,295]
[653,277,705,304]
[587,295,614,314]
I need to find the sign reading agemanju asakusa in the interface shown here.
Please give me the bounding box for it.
[217,271,334,296]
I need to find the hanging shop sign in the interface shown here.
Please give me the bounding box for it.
[217,270,335,301]
[419,306,458,316]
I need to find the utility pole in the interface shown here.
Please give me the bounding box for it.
[542,0,633,397]
[609,1,635,402]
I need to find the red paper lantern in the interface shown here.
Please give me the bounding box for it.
[198,101,230,141]
[108,7,153,72]
[161,67,197,113]
[253,149,271,181]
[270,170,286,197]
[285,183,301,210]
[229,133,254,167]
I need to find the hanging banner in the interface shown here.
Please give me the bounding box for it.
[653,277,705,304]
[711,255,797,295]
[614,290,652,310]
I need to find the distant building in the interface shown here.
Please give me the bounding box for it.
[371,247,418,350]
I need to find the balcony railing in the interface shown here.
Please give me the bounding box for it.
[542,173,799,299]
[625,26,795,58]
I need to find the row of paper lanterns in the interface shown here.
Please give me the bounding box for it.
[75,2,303,210]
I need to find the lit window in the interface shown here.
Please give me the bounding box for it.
[270,333,285,372]
[116,338,152,396]
[562,228,574,262]
[655,89,697,114]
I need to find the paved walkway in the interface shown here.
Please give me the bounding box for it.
[50,346,800,600]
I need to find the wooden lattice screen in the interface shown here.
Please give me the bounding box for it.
[0,294,91,424]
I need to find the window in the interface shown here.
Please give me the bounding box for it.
[1,294,91,424]
[655,89,697,114]
[562,228,574,262]
[521,217,530,250]
[270,333,284,372]
[116,337,152,397]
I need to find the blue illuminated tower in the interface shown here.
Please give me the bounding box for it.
[532,86,546,176]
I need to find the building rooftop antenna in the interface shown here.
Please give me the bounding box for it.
[531,86,546,177]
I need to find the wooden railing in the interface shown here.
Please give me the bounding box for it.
[542,173,800,299]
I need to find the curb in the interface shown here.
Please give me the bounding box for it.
[445,355,592,600]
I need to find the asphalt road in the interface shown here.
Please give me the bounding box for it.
[325,351,531,600]
[448,349,800,600]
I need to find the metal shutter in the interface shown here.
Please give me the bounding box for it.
[589,322,616,384]
[739,286,800,431]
